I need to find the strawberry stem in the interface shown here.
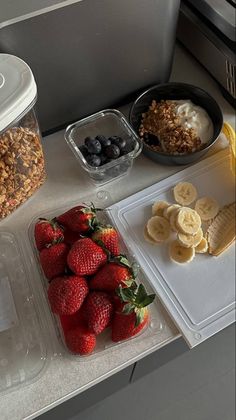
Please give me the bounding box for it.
[116,283,155,326]
[82,202,103,213]
[110,255,139,279]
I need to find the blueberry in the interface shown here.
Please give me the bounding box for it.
[121,139,136,155]
[84,138,102,154]
[86,154,101,167]
[84,136,93,145]
[105,144,120,159]
[79,145,89,157]
[108,136,120,142]
[111,136,126,150]
[100,153,108,165]
[95,135,111,148]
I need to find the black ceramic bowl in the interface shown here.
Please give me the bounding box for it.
[129,83,223,165]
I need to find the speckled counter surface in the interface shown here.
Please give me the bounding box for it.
[0,44,235,420]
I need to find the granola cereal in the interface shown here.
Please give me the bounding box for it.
[139,99,213,155]
[0,127,46,219]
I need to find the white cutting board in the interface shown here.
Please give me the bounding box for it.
[109,149,235,347]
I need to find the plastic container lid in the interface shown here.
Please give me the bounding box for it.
[0,231,49,394]
[0,54,37,133]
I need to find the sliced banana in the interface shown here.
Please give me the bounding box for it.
[169,208,181,232]
[152,200,169,217]
[195,237,208,253]
[176,207,201,235]
[169,239,195,264]
[143,225,159,244]
[195,197,219,221]
[173,182,198,205]
[147,216,170,242]
[163,204,181,220]
[177,228,203,248]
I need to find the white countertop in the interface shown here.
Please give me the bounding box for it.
[0,43,235,420]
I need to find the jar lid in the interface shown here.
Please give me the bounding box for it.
[0,54,37,133]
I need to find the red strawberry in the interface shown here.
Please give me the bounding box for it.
[60,313,82,333]
[48,275,88,315]
[39,242,69,280]
[85,291,113,335]
[112,308,149,342]
[111,283,155,342]
[59,304,88,333]
[65,325,96,355]
[57,204,99,233]
[91,224,120,256]
[111,293,124,312]
[34,218,64,250]
[67,238,107,276]
[89,256,137,292]
[63,228,82,246]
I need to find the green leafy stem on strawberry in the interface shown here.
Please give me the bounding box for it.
[116,283,156,327]
[107,254,139,286]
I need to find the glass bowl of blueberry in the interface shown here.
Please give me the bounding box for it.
[64,109,143,185]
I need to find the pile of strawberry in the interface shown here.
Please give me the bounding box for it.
[34,204,155,356]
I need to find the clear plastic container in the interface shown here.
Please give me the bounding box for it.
[27,191,164,359]
[64,109,142,185]
[0,54,46,220]
[0,231,50,394]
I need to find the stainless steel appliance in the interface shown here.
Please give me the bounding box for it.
[177,0,236,106]
[0,0,180,134]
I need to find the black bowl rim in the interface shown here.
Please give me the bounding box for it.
[129,82,224,159]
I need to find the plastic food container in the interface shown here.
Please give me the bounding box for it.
[0,54,46,220]
[0,230,50,394]
[65,109,142,185]
[27,192,163,359]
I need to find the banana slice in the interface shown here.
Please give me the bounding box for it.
[152,200,169,217]
[195,197,219,221]
[143,225,159,244]
[173,182,198,205]
[206,202,235,256]
[169,239,195,264]
[163,204,181,220]
[147,216,170,242]
[195,237,208,253]
[169,208,181,232]
[176,207,201,235]
[177,228,203,248]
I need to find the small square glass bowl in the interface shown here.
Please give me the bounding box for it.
[64,109,143,185]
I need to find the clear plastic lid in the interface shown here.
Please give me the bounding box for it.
[0,231,49,394]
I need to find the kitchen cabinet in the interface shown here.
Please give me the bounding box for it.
[132,324,235,390]
[37,324,235,420]
[36,365,134,420]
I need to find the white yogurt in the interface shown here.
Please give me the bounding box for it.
[173,100,213,144]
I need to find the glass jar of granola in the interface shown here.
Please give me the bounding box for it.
[0,54,46,220]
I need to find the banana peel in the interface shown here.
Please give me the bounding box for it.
[206,202,236,256]
[222,122,236,176]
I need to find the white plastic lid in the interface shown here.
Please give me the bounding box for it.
[0,54,37,133]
